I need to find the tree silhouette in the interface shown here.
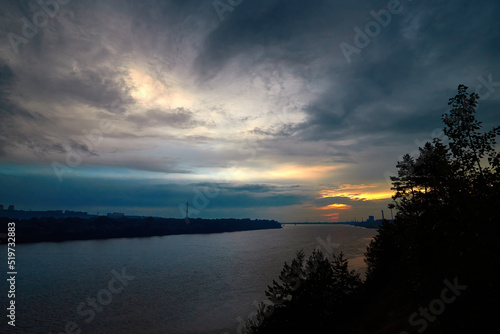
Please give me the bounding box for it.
[247,250,360,333]
[364,84,500,331]
[443,85,500,185]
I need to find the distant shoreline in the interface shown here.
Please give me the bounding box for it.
[281,221,385,229]
[0,216,282,244]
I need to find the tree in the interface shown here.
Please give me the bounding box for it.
[367,84,500,293]
[388,85,500,221]
[247,250,360,333]
[443,84,500,188]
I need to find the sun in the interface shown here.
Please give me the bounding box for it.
[318,204,352,210]
[128,68,194,109]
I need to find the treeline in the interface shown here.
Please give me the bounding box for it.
[246,85,500,333]
[0,216,281,244]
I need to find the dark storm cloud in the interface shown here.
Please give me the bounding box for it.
[192,182,278,193]
[0,173,306,214]
[0,173,190,209]
[127,107,205,129]
[298,0,500,140]
[300,0,500,141]
[250,123,297,137]
[0,61,14,93]
[207,192,305,209]
[194,0,362,80]
[6,60,135,115]
[195,0,500,143]
[191,183,302,194]
[95,156,192,174]
[0,61,42,120]
[21,135,67,156]
[53,68,135,112]
[196,183,303,213]
[0,60,54,157]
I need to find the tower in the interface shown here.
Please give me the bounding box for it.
[186,202,189,218]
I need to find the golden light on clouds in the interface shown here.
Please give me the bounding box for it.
[217,164,338,183]
[319,184,393,201]
[129,68,194,109]
[318,203,352,210]
[266,164,338,180]
[129,69,158,101]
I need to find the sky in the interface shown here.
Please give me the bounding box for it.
[0,0,499,222]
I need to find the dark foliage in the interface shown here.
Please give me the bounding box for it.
[246,249,361,333]
[364,85,500,332]
[249,85,500,333]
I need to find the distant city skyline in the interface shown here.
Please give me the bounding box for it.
[0,204,389,223]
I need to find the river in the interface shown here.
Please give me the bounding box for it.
[1,225,376,334]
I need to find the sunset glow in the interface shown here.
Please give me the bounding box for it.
[318,204,352,210]
[322,213,341,221]
[266,165,338,181]
[319,184,394,201]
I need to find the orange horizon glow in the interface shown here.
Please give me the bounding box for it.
[318,184,393,201]
[322,213,340,220]
[318,203,352,210]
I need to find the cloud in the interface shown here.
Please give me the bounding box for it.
[193,183,279,193]
[318,204,352,210]
[0,172,307,218]
[0,0,499,221]
[127,107,204,130]
[318,184,393,201]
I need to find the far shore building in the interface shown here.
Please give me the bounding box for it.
[107,212,125,218]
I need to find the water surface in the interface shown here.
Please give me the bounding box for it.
[1,225,376,334]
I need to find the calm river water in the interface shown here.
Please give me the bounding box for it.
[1,225,376,334]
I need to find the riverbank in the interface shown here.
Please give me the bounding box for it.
[0,216,282,244]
